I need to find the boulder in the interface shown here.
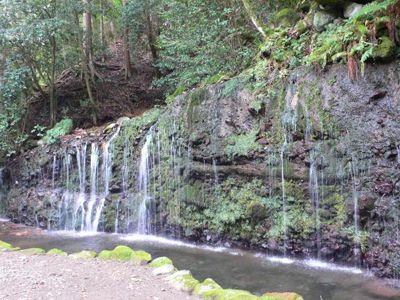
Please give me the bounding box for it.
[19,248,45,255]
[0,240,19,252]
[109,245,134,261]
[69,250,97,259]
[344,3,364,18]
[98,250,112,260]
[261,292,304,300]
[275,8,300,27]
[149,256,174,268]
[193,278,222,297]
[131,250,152,263]
[47,248,68,256]
[313,10,335,31]
[166,270,200,293]
[201,288,258,300]
[152,264,176,275]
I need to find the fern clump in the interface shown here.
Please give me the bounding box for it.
[42,118,73,144]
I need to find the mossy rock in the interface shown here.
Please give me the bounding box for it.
[167,270,200,293]
[372,36,395,60]
[274,8,300,27]
[193,278,222,297]
[202,288,258,300]
[98,250,112,260]
[313,10,335,31]
[69,250,97,259]
[109,245,135,261]
[153,264,176,275]
[19,248,46,255]
[0,240,19,252]
[131,250,152,263]
[294,19,309,35]
[47,248,67,256]
[150,256,173,268]
[261,292,304,300]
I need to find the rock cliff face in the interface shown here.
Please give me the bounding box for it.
[2,60,400,278]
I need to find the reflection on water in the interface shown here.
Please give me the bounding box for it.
[0,222,399,300]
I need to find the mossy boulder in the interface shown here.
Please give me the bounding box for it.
[132,250,152,263]
[153,264,176,275]
[0,240,19,251]
[47,248,67,256]
[294,19,309,35]
[149,256,173,268]
[202,288,259,300]
[194,278,222,297]
[109,245,135,261]
[167,270,200,293]
[98,250,112,260]
[261,292,304,300]
[275,8,300,27]
[19,248,45,255]
[313,10,335,31]
[372,36,395,60]
[69,250,97,259]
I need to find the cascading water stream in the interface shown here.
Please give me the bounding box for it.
[85,143,99,231]
[280,136,288,256]
[137,128,155,234]
[309,148,322,259]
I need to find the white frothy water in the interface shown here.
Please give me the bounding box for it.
[137,128,154,234]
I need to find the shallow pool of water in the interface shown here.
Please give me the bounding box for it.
[1,222,399,300]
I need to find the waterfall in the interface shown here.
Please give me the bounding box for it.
[57,126,121,232]
[137,128,154,234]
[84,143,99,231]
[309,148,322,259]
[280,137,288,256]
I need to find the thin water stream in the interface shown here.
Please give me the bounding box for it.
[0,222,399,300]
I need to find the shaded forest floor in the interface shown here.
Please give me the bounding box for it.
[26,40,164,131]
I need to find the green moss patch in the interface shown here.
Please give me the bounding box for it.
[69,250,97,259]
[0,240,19,251]
[19,248,45,255]
[167,270,200,292]
[47,248,67,256]
[202,288,259,300]
[98,250,112,260]
[194,278,222,297]
[150,256,173,268]
[261,292,304,300]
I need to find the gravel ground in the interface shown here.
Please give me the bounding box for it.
[0,252,194,300]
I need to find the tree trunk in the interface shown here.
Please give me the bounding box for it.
[77,8,97,125]
[100,0,106,62]
[241,0,267,39]
[49,35,57,127]
[146,13,158,61]
[122,0,132,79]
[83,0,96,82]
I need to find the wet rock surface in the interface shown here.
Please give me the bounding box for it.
[2,60,400,279]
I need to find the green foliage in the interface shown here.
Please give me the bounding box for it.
[166,85,185,105]
[42,118,73,145]
[155,0,256,93]
[225,128,261,158]
[31,124,47,138]
[351,0,397,21]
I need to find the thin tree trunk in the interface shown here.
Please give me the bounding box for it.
[77,10,97,125]
[83,0,96,82]
[49,35,57,127]
[100,0,106,62]
[146,13,158,61]
[122,0,132,79]
[241,0,267,39]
